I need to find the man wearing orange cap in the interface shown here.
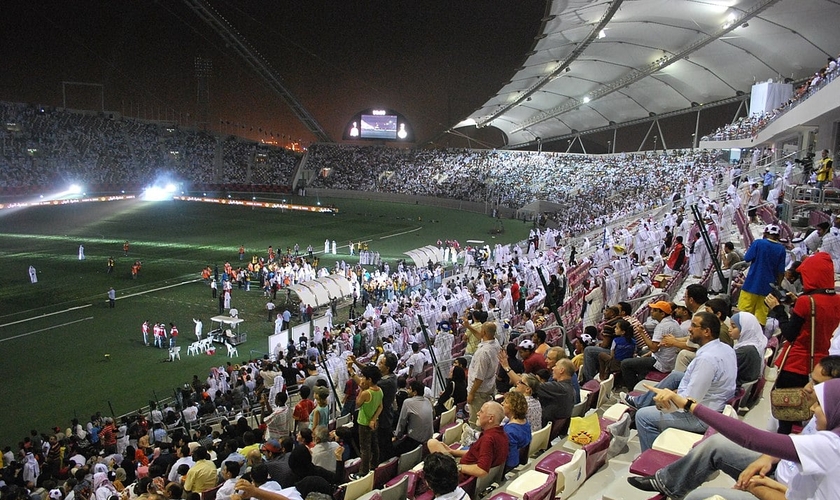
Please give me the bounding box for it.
[620,301,682,390]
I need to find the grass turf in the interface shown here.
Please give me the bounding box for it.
[0,195,528,447]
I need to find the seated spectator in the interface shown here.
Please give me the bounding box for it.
[627,355,840,498]
[393,380,434,456]
[499,351,575,427]
[422,453,468,500]
[426,401,508,479]
[287,442,338,487]
[639,375,840,500]
[296,428,314,449]
[622,312,737,451]
[514,373,543,433]
[310,426,339,473]
[214,461,241,500]
[261,437,295,488]
[597,318,636,382]
[435,365,467,416]
[517,339,547,374]
[167,445,194,484]
[183,447,217,494]
[496,343,524,394]
[730,312,768,385]
[501,392,532,473]
[621,301,682,390]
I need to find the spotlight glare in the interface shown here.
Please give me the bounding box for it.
[68,184,82,194]
[141,186,173,201]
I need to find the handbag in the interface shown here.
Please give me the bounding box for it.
[769,296,815,422]
[568,412,601,445]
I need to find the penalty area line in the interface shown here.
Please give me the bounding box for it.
[0,317,94,343]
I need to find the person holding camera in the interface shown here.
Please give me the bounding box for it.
[795,151,815,184]
[765,251,840,434]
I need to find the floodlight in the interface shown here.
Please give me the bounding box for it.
[68,184,82,194]
[165,183,176,193]
[582,96,591,104]
[141,186,171,201]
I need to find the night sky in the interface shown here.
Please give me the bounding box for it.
[0,1,547,148]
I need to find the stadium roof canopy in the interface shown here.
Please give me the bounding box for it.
[457,0,839,149]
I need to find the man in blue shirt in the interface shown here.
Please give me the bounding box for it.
[737,224,786,325]
[630,311,737,451]
[762,167,775,200]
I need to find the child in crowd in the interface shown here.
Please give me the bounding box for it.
[309,387,330,429]
[293,386,315,431]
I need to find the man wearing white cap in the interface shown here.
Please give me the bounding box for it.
[736,224,786,325]
[517,339,547,374]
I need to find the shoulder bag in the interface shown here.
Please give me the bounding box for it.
[769,296,815,422]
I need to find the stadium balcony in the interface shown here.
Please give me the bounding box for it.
[699,74,840,150]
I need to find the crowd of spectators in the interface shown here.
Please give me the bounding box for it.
[702,52,840,142]
[7,156,840,499]
[306,144,728,235]
[0,102,300,190]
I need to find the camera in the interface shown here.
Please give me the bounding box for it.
[768,283,792,304]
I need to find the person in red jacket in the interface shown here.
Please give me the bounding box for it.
[664,235,686,275]
[169,323,179,348]
[766,251,840,434]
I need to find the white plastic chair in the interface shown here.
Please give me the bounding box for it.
[169,346,181,361]
[188,342,201,356]
[651,428,704,456]
[554,448,586,499]
[342,471,374,500]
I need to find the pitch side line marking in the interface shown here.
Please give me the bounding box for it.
[112,278,204,301]
[2,279,201,328]
[379,227,423,239]
[0,317,94,343]
[0,304,92,328]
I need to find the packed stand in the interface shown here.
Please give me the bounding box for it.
[306,144,727,234]
[0,102,299,191]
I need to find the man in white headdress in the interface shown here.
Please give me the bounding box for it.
[193,318,203,340]
[78,244,85,260]
[29,265,37,283]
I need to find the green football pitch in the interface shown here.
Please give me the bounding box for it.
[0,195,528,447]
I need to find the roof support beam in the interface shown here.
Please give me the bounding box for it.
[509,0,783,135]
[507,93,750,149]
[475,0,626,128]
[182,0,333,142]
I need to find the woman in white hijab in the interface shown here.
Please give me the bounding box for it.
[730,311,768,385]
